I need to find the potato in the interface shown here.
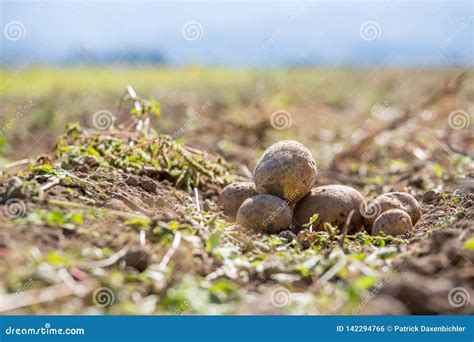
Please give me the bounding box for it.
[371,209,413,236]
[292,185,366,232]
[218,182,257,221]
[364,192,421,229]
[236,194,292,234]
[253,140,317,205]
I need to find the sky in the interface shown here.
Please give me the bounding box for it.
[1,0,473,67]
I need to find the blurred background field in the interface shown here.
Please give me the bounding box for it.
[1,67,471,171]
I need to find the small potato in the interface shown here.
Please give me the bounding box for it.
[218,182,257,221]
[293,185,366,232]
[236,194,292,234]
[371,209,413,236]
[254,140,317,205]
[364,192,421,229]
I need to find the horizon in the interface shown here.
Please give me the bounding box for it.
[1,1,472,68]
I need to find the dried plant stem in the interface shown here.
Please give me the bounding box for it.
[158,232,182,271]
[0,279,97,313]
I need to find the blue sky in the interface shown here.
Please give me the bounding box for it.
[1,0,472,67]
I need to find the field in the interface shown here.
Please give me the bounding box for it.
[0,67,472,315]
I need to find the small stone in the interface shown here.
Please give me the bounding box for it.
[125,176,139,187]
[123,249,149,272]
[423,190,437,203]
[278,230,296,242]
[139,179,157,193]
[6,176,24,200]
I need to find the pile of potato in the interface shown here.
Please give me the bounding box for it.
[219,140,421,237]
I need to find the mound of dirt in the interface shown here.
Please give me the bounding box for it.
[363,193,474,315]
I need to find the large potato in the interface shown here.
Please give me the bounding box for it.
[364,192,421,229]
[371,209,413,236]
[236,194,292,234]
[218,182,256,221]
[253,140,317,205]
[293,184,366,232]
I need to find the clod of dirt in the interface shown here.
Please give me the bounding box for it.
[292,185,366,232]
[371,209,413,236]
[422,190,437,203]
[236,194,292,234]
[218,182,257,221]
[5,177,25,200]
[126,175,157,193]
[107,198,133,212]
[378,272,470,315]
[139,179,157,193]
[253,140,317,205]
[296,229,318,249]
[278,230,296,242]
[364,192,421,230]
[125,175,140,187]
[123,249,149,272]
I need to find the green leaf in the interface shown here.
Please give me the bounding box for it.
[302,214,319,228]
[0,134,5,153]
[206,231,222,252]
[208,278,239,303]
[464,237,474,250]
[432,163,444,178]
[69,212,84,225]
[86,147,101,157]
[124,217,150,230]
[31,164,55,175]
[46,251,71,265]
[353,276,377,291]
[374,246,398,259]
[45,209,66,227]
[149,97,161,118]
